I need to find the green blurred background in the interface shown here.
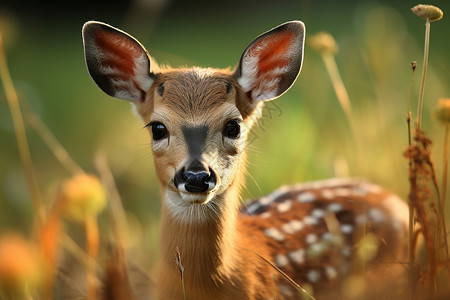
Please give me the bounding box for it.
[0,0,449,261]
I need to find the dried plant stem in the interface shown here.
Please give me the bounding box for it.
[321,52,361,175]
[27,112,85,175]
[94,154,136,298]
[321,53,353,121]
[85,216,99,300]
[417,19,430,129]
[95,154,128,247]
[406,63,416,300]
[0,35,45,223]
[443,124,449,212]
[441,124,450,279]
[251,250,316,300]
[61,233,98,269]
[175,248,186,300]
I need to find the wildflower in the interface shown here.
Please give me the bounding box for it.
[308,32,338,54]
[0,233,40,290]
[411,4,443,22]
[60,174,107,222]
[436,98,450,124]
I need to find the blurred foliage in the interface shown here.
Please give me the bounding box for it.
[0,0,450,272]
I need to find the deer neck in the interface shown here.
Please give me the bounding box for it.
[159,183,242,279]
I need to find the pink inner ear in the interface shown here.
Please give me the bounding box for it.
[252,32,294,76]
[94,30,142,77]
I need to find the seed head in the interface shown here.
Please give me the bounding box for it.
[0,233,41,291]
[411,4,443,22]
[436,98,450,124]
[309,32,338,55]
[60,174,107,222]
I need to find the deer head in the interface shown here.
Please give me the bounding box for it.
[82,21,305,222]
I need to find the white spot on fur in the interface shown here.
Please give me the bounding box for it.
[275,254,289,267]
[307,270,321,283]
[356,214,368,224]
[364,183,382,194]
[321,189,334,199]
[309,242,326,254]
[297,192,315,203]
[278,200,292,213]
[260,212,271,218]
[290,220,304,231]
[351,186,369,196]
[264,228,285,241]
[282,220,304,235]
[306,233,318,244]
[322,232,343,245]
[304,216,318,225]
[311,209,325,218]
[325,266,338,280]
[335,188,351,197]
[279,284,293,297]
[328,203,343,212]
[288,249,305,264]
[341,246,352,257]
[259,196,271,206]
[322,232,331,241]
[340,224,354,234]
[369,208,386,223]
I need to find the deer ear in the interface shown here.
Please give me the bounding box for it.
[82,21,155,102]
[233,21,305,104]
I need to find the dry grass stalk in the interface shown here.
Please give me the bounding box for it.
[95,154,129,248]
[309,32,361,176]
[405,127,440,296]
[435,98,450,283]
[103,245,135,300]
[175,247,186,300]
[406,62,417,300]
[27,112,85,176]
[95,154,135,299]
[0,34,45,224]
[309,32,352,122]
[251,250,316,300]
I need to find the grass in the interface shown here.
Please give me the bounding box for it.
[0,1,450,299]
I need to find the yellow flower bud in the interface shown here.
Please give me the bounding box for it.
[411,4,443,22]
[308,32,338,55]
[0,233,40,291]
[436,98,450,124]
[60,174,107,222]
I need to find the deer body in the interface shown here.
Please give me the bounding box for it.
[82,21,409,299]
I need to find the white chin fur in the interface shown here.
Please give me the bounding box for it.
[180,191,213,204]
[165,189,219,223]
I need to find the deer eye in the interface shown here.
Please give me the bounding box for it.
[147,122,168,141]
[223,119,241,139]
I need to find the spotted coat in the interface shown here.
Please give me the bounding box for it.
[239,178,409,299]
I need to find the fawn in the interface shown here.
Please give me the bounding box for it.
[82,20,409,299]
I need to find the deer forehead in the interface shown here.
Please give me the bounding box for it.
[142,68,244,126]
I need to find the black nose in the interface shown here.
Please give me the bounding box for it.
[174,162,217,193]
[184,171,211,193]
